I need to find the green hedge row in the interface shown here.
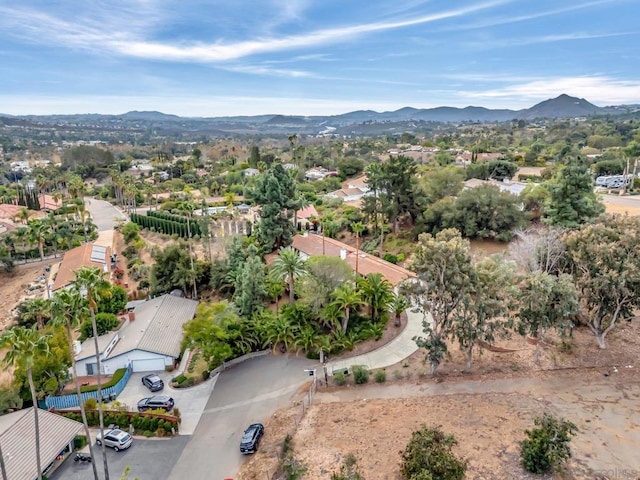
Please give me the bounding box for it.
[79,368,127,393]
[130,213,201,238]
[60,410,179,435]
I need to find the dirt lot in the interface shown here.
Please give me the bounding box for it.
[238,321,640,480]
[0,259,58,331]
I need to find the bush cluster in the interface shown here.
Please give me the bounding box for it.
[61,410,178,436]
[79,368,127,393]
[352,366,369,384]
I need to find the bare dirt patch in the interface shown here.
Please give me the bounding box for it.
[0,259,58,331]
[240,369,640,480]
[238,320,640,480]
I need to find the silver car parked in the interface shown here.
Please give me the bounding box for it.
[95,429,133,451]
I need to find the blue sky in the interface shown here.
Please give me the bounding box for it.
[0,0,639,116]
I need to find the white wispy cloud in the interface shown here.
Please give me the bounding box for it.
[461,31,637,50]
[0,0,509,63]
[441,0,616,31]
[457,76,640,106]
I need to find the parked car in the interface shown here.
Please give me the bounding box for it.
[142,373,164,392]
[95,429,132,451]
[240,423,264,454]
[137,395,174,412]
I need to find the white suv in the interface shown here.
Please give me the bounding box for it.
[96,429,133,451]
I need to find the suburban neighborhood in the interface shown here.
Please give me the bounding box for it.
[0,113,638,480]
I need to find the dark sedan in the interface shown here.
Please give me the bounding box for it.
[240,423,264,454]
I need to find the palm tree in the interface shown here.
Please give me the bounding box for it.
[19,297,52,330]
[358,273,393,323]
[351,222,365,275]
[1,326,51,480]
[14,207,31,225]
[51,288,100,480]
[72,266,111,480]
[270,247,306,304]
[331,283,364,333]
[390,292,409,327]
[262,316,298,352]
[27,219,50,262]
[265,277,285,317]
[14,226,28,261]
[293,325,322,354]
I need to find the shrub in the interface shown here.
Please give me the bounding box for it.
[201,370,210,381]
[172,374,186,384]
[400,425,467,480]
[393,369,403,380]
[80,368,127,393]
[84,397,98,411]
[143,430,154,438]
[352,366,369,385]
[156,427,166,437]
[79,312,120,340]
[374,370,386,383]
[382,253,398,264]
[520,413,578,474]
[74,435,88,450]
[333,372,347,386]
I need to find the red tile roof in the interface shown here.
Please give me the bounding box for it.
[292,234,415,286]
[296,204,318,219]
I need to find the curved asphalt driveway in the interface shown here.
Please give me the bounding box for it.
[168,355,315,480]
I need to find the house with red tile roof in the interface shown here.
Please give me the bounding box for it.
[291,233,415,286]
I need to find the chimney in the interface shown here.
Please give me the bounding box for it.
[128,312,135,322]
[340,248,347,260]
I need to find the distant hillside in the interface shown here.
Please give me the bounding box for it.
[518,94,604,119]
[121,111,182,121]
[3,94,635,136]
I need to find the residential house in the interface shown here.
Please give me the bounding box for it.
[463,178,528,197]
[0,408,83,480]
[292,233,415,286]
[304,167,337,182]
[295,204,318,230]
[51,243,111,293]
[38,194,63,212]
[326,176,372,204]
[75,294,199,374]
[244,168,260,177]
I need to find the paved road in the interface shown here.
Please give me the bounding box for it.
[168,355,315,480]
[85,198,127,232]
[51,436,189,480]
[327,307,425,375]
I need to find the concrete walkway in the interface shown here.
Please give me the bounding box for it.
[327,306,427,375]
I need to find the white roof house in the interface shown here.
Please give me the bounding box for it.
[75,294,199,374]
[0,409,83,480]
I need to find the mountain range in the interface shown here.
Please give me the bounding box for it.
[2,95,639,136]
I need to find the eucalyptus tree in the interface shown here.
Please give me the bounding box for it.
[564,215,640,349]
[51,288,100,480]
[72,266,112,480]
[401,229,474,375]
[1,327,51,480]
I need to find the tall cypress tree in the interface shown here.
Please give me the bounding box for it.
[543,161,604,228]
[253,163,299,252]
